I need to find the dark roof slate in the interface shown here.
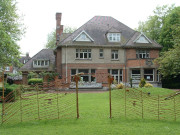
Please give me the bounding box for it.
[59,16,135,45]
[19,49,55,72]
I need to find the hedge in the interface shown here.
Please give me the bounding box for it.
[28,78,43,85]
[0,84,19,102]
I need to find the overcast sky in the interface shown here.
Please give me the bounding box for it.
[17,0,180,57]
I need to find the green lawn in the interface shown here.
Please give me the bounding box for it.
[0,88,180,135]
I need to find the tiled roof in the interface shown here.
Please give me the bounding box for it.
[58,16,162,49]
[19,49,55,72]
[59,16,135,46]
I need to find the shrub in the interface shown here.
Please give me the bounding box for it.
[0,84,19,102]
[28,78,43,85]
[113,79,118,85]
[139,78,146,88]
[144,83,153,88]
[116,83,124,89]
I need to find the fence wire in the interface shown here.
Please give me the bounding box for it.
[1,82,76,124]
[112,88,180,121]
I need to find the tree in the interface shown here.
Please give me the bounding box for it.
[155,44,180,77]
[136,5,179,51]
[159,6,180,51]
[45,26,76,49]
[0,0,24,68]
[0,0,24,98]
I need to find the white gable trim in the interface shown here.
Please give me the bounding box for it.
[73,30,94,42]
[133,32,152,44]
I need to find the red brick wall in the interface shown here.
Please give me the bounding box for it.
[54,63,125,86]
[126,49,160,67]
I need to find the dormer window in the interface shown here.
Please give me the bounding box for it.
[33,60,49,68]
[107,33,121,42]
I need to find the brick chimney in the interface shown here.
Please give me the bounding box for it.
[56,13,63,45]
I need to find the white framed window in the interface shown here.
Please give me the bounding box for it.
[33,60,49,68]
[99,49,104,58]
[108,69,123,83]
[111,50,118,60]
[76,49,91,59]
[71,69,96,82]
[5,66,10,71]
[131,69,141,82]
[144,69,154,82]
[107,33,121,42]
[136,50,149,59]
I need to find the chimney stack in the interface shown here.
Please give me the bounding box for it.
[56,13,63,45]
[26,52,29,58]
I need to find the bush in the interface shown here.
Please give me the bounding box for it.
[28,78,43,85]
[0,84,19,102]
[144,83,153,88]
[139,78,146,88]
[116,83,124,89]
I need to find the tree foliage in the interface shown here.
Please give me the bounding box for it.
[155,44,180,77]
[45,26,76,49]
[0,0,24,69]
[136,5,180,51]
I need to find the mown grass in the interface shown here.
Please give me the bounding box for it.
[0,88,180,135]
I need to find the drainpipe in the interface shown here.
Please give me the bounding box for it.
[66,45,67,83]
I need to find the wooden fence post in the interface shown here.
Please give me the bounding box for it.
[56,92,60,119]
[108,75,113,119]
[158,95,160,120]
[125,89,127,118]
[75,78,79,119]
[173,97,176,121]
[19,89,23,122]
[36,85,40,120]
[141,91,144,119]
[73,74,81,119]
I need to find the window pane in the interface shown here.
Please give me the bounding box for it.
[41,61,44,66]
[76,53,78,58]
[78,69,89,73]
[108,69,110,73]
[115,53,118,59]
[89,52,91,58]
[144,75,153,81]
[71,69,76,75]
[84,53,87,58]
[144,69,153,74]
[80,53,83,58]
[132,70,140,74]
[91,69,95,73]
[112,69,118,74]
[112,53,114,59]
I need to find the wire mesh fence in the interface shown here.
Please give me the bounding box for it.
[0,82,76,125]
[111,88,180,121]
[1,73,180,125]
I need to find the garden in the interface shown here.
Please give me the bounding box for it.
[0,85,180,135]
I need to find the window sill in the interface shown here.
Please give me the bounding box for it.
[75,58,92,60]
[99,57,104,59]
[111,59,119,61]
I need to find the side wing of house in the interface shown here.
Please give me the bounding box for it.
[19,49,55,84]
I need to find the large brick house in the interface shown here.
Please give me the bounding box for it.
[20,13,162,88]
[54,13,162,87]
